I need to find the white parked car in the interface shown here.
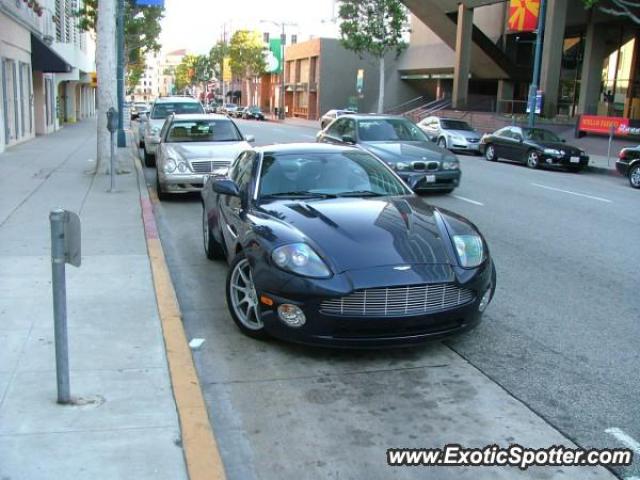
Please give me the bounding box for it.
[142,96,205,167]
[155,113,254,200]
[417,116,482,154]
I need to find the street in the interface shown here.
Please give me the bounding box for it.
[141,119,639,479]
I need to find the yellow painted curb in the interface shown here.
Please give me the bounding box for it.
[137,155,226,480]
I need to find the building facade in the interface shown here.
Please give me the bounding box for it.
[398,0,640,120]
[0,0,96,154]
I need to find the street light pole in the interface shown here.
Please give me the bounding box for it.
[280,23,286,120]
[527,0,547,128]
[116,0,126,147]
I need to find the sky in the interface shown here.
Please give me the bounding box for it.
[159,0,340,55]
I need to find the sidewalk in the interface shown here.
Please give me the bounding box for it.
[0,120,189,479]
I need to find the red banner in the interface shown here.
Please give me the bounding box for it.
[578,115,630,135]
[508,0,540,32]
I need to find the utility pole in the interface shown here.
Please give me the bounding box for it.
[280,23,286,120]
[116,0,126,147]
[222,24,227,105]
[96,0,117,173]
[527,0,547,128]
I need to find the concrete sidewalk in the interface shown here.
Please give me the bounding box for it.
[0,120,189,479]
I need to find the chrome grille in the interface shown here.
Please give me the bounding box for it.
[320,284,475,317]
[190,160,231,173]
[426,161,440,171]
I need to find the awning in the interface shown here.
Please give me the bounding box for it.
[31,34,72,73]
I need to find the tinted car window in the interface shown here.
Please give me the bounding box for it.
[358,119,428,142]
[258,151,409,197]
[326,118,346,137]
[230,152,254,191]
[523,128,561,142]
[441,120,473,131]
[166,120,242,142]
[151,102,204,119]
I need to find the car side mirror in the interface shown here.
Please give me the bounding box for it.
[245,134,255,143]
[342,135,355,144]
[212,178,240,196]
[516,135,523,143]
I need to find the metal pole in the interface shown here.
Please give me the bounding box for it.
[280,23,286,120]
[527,0,547,128]
[109,131,115,191]
[116,0,126,147]
[50,209,70,404]
[607,125,614,166]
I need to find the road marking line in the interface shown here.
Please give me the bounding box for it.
[531,183,612,203]
[605,427,640,455]
[134,152,226,480]
[624,477,640,480]
[452,195,484,206]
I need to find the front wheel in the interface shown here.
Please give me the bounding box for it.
[437,137,447,149]
[629,164,640,189]
[526,150,540,169]
[485,144,498,161]
[226,253,267,339]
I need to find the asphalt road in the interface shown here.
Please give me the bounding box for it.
[140,118,638,479]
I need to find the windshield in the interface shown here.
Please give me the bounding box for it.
[523,128,561,143]
[258,151,410,198]
[151,102,204,119]
[166,120,242,143]
[441,120,473,131]
[358,119,429,142]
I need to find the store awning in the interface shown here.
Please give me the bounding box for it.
[31,34,72,73]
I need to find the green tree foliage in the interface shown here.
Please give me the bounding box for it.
[209,40,229,78]
[583,0,640,24]
[77,0,165,93]
[172,54,212,94]
[338,0,409,112]
[228,30,266,80]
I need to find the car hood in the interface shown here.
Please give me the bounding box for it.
[446,129,480,140]
[533,141,582,153]
[166,141,249,160]
[361,141,448,163]
[257,196,453,272]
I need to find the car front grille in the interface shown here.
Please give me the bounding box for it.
[190,160,231,173]
[319,284,475,317]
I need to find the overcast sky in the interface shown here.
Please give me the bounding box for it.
[159,0,340,54]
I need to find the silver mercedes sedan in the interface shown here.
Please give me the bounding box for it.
[155,113,254,200]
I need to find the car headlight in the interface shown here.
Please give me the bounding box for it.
[442,156,459,170]
[395,162,409,170]
[163,158,176,173]
[580,150,586,156]
[543,148,561,156]
[453,234,484,268]
[176,161,190,173]
[271,243,331,278]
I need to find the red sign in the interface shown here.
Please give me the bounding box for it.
[508,0,540,32]
[578,115,630,135]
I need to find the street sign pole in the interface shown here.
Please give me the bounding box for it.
[50,209,81,404]
[116,0,126,147]
[280,25,286,120]
[527,0,547,128]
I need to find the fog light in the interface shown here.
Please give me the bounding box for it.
[277,304,306,327]
[478,288,492,312]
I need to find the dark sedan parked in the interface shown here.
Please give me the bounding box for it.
[316,114,461,193]
[242,106,265,120]
[616,146,640,188]
[201,143,496,347]
[480,126,589,171]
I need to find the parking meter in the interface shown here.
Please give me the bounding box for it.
[106,107,118,133]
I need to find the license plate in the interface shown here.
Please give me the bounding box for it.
[570,157,580,163]
[425,175,436,183]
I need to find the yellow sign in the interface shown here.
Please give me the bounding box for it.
[90,72,97,87]
[223,57,232,82]
[508,0,540,32]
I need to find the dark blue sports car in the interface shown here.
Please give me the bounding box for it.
[201,143,496,347]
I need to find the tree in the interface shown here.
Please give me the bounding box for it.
[583,0,640,24]
[95,0,117,173]
[228,30,267,106]
[209,40,229,79]
[338,0,409,113]
[77,0,164,94]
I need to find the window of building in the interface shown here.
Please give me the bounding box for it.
[263,32,270,43]
[291,34,297,45]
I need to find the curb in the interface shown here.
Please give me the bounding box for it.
[586,165,620,176]
[131,147,226,480]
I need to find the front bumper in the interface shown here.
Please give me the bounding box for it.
[158,172,207,193]
[541,153,589,168]
[398,170,461,191]
[252,260,494,348]
[615,160,630,176]
[449,139,481,152]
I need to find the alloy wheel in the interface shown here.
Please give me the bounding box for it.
[485,145,495,161]
[438,138,447,149]
[229,258,263,330]
[527,151,540,169]
[630,165,640,188]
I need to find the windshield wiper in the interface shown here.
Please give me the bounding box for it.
[336,190,386,197]
[263,191,338,199]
